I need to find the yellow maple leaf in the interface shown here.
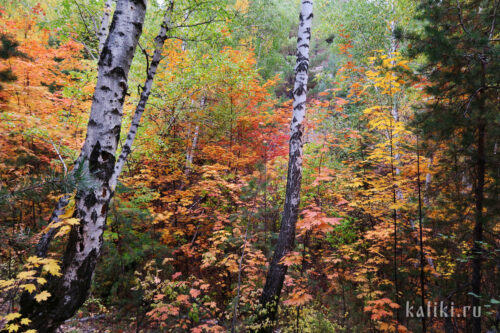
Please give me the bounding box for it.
[4,312,22,322]
[35,290,51,302]
[20,317,31,325]
[6,323,20,332]
[64,217,80,225]
[26,256,43,265]
[54,225,71,238]
[17,270,36,280]
[43,260,62,277]
[22,284,37,293]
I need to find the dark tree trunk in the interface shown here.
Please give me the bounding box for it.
[471,120,485,333]
[257,1,313,331]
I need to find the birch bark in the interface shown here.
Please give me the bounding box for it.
[97,0,113,54]
[20,1,148,331]
[258,0,313,330]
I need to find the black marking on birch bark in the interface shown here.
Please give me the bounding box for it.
[101,202,108,215]
[131,0,147,8]
[88,119,98,127]
[295,102,306,111]
[79,242,84,252]
[112,125,121,140]
[98,46,112,67]
[306,13,313,20]
[84,190,97,209]
[91,210,98,224]
[89,141,102,174]
[118,32,125,37]
[100,85,111,92]
[303,1,313,4]
[294,83,306,96]
[109,13,118,33]
[89,141,116,180]
[78,209,86,219]
[133,22,143,32]
[292,117,297,123]
[299,13,303,22]
[118,92,126,104]
[108,67,126,80]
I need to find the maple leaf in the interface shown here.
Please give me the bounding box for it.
[17,270,36,280]
[43,260,62,276]
[189,288,201,298]
[64,218,80,225]
[6,323,20,332]
[22,284,36,293]
[20,318,31,325]
[176,294,189,303]
[283,291,313,306]
[26,256,42,265]
[4,312,22,322]
[34,290,51,302]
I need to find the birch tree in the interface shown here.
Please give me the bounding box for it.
[19,1,174,331]
[257,0,313,330]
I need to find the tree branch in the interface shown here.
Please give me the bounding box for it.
[110,1,175,188]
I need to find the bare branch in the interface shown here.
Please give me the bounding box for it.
[456,0,470,34]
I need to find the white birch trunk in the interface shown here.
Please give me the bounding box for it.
[21,1,148,331]
[258,1,313,330]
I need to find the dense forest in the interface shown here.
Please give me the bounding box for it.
[0,0,499,332]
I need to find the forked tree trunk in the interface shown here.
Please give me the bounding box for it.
[20,1,148,331]
[257,1,313,331]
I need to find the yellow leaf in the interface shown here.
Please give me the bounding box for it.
[54,225,71,238]
[43,260,61,277]
[26,330,37,333]
[64,218,80,226]
[22,284,37,293]
[37,277,47,285]
[26,256,43,265]
[17,270,36,280]
[6,323,20,332]
[35,290,51,302]
[4,312,22,322]
[20,318,31,325]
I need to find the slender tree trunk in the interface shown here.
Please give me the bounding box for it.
[471,120,485,333]
[257,1,313,331]
[471,56,487,333]
[97,0,113,54]
[19,2,176,331]
[416,134,427,333]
